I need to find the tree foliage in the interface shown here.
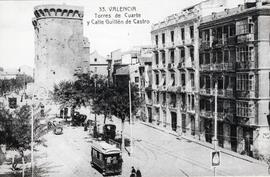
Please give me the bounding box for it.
[0,105,45,150]
[0,74,34,96]
[52,73,142,123]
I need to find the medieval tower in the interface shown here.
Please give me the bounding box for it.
[32,4,90,91]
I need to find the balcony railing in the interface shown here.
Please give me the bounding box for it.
[200,41,211,50]
[237,33,254,43]
[211,64,223,71]
[168,63,175,70]
[227,36,237,45]
[200,110,213,118]
[225,89,234,98]
[180,105,187,112]
[212,38,223,48]
[167,42,175,48]
[146,99,153,105]
[236,90,255,98]
[200,64,210,71]
[236,61,255,70]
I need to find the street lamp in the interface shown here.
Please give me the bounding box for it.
[213,80,218,177]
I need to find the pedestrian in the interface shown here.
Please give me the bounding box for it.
[136,168,142,177]
[130,166,136,177]
[131,166,136,174]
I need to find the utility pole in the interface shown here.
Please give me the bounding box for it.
[94,78,97,138]
[213,81,218,176]
[31,104,34,177]
[129,80,133,155]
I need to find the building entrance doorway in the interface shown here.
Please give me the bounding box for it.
[171,112,177,131]
[148,107,152,123]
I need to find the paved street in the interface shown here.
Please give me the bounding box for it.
[31,111,269,177]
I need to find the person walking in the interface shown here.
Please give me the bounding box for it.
[136,168,142,177]
[130,166,136,177]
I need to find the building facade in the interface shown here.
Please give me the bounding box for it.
[199,1,270,157]
[149,2,205,137]
[149,0,270,157]
[32,4,90,91]
[90,51,108,76]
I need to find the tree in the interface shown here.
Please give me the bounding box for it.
[0,74,33,96]
[0,104,46,169]
[110,82,141,150]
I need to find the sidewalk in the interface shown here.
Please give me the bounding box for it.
[140,121,266,166]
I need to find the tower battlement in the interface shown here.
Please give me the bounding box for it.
[33,4,83,23]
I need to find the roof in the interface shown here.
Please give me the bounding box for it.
[92,141,121,154]
[114,66,129,76]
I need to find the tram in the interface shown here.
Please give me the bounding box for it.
[91,141,122,175]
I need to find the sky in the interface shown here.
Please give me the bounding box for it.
[0,0,243,69]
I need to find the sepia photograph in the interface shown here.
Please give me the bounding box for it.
[0,0,270,176]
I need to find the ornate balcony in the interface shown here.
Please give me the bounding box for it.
[225,89,234,98]
[177,62,185,70]
[167,42,175,49]
[236,62,255,70]
[168,63,176,71]
[200,110,213,118]
[237,33,254,43]
[146,99,153,105]
[167,86,177,92]
[200,64,210,71]
[223,63,235,71]
[212,39,223,48]
[200,41,211,50]
[236,90,255,98]
[227,36,237,45]
[211,64,223,71]
[180,105,187,112]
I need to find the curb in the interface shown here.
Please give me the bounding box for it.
[140,121,266,166]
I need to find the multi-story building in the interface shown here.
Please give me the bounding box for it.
[149,0,228,137]
[199,0,270,157]
[90,51,108,76]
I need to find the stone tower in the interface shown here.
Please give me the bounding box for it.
[32,4,90,91]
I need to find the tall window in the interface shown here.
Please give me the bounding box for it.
[162,33,165,44]
[180,48,185,62]
[155,35,158,45]
[190,73,195,88]
[155,52,159,65]
[190,47,194,62]
[224,50,229,63]
[181,28,185,41]
[157,92,160,103]
[236,101,254,117]
[237,46,254,62]
[170,31,174,42]
[203,29,210,42]
[162,73,166,86]
[190,26,194,39]
[236,73,254,91]
[181,73,186,86]
[162,52,166,64]
[170,50,175,63]
[171,73,175,86]
[155,73,159,85]
[163,93,166,104]
[236,18,254,35]
[229,24,236,37]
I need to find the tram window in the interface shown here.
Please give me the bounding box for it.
[99,153,103,161]
[112,156,118,164]
[106,156,112,164]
